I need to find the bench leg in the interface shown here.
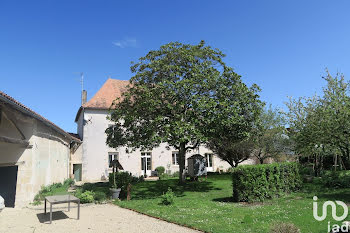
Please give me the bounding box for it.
[44,199,46,214]
[68,201,70,212]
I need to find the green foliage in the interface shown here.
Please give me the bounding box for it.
[155,166,165,176]
[94,191,107,203]
[270,222,300,233]
[252,106,290,164]
[208,138,255,167]
[76,190,95,203]
[232,163,302,202]
[106,41,263,182]
[81,182,96,192]
[286,70,350,174]
[319,170,350,188]
[109,172,143,198]
[172,171,179,178]
[33,179,73,203]
[160,187,175,205]
[63,178,75,187]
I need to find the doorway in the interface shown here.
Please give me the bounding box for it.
[0,166,18,207]
[73,164,82,182]
[141,152,152,176]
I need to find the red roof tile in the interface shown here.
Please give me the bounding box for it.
[83,78,130,109]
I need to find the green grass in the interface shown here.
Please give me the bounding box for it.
[115,174,350,233]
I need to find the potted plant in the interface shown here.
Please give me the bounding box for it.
[109,160,122,199]
[110,172,121,199]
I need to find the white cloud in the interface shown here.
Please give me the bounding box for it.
[113,38,138,48]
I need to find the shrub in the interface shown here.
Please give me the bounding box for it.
[172,171,179,178]
[320,170,350,188]
[63,178,75,187]
[76,190,95,203]
[155,166,165,176]
[232,162,302,202]
[270,222,300,233]
[160,187,175,205]
[94,191,107,203]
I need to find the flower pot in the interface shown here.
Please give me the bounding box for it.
[110,188,121,199]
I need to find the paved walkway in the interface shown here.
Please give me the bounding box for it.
[0,203,199,233]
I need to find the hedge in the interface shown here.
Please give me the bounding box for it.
[232,162,302,202]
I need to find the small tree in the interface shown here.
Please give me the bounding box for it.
[207,137,255,167]
[286,70,350,175]
[106,41,263,183]
[252,106,289,164]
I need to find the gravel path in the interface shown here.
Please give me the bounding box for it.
[0,203,200,233]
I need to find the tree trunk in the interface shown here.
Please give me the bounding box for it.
[259,157,264,164]
[178,142,186,183]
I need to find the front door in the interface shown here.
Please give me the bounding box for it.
[141,152,152,177]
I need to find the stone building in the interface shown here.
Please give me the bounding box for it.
[0,91,80,207]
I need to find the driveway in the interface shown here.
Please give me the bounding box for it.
[0,203,199,233]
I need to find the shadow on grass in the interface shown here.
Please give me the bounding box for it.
[212,196,235,203]
[130,179,219,200]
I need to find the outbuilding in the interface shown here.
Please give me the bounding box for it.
[0,91,80,207]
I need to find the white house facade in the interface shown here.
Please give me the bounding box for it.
[74,78,254,182]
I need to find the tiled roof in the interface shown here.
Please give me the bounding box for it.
[0,91,81,143]
[83,78,130,109]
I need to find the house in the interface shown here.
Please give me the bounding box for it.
[74,78,255,182]
[0,91,81,207]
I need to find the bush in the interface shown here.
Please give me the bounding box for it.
[232,162,302,202]
[172,171,179,178]
[81,182,96,192]
[33,179,74,203]
[76,190,95,203]
[94,191,107,203]
[160,187,175,205]
[320,170,350,188]
[155,166,165,176]
[270,222,300,233]
[63,178,75,187]
[109,172,143,198]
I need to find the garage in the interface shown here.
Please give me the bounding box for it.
[0,166,18,207]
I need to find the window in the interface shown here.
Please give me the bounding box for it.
[205,153,213,168]
[172,151,179,165]
[108,152,119,168]
[141,152,152,171]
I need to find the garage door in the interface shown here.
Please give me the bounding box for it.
[0,166,18,207]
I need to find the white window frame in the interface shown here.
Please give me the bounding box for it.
[172,151,179,165]
[205,153,213,168]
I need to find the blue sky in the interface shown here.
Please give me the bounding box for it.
[1,0,350,132]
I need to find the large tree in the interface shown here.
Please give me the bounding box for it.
[106,41,263,182]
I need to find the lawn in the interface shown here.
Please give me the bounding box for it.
[115,174,350,233]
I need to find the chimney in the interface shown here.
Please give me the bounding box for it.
[81,90,87,105]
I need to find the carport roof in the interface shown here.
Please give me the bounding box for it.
[0,91,81,143]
